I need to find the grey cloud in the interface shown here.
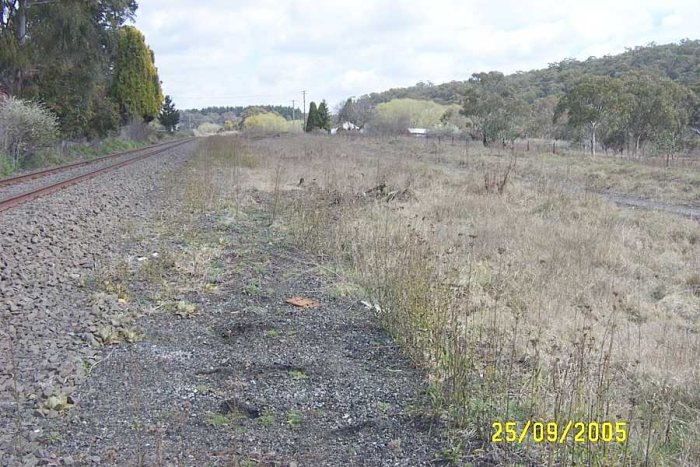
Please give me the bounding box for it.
[134,0,700,109]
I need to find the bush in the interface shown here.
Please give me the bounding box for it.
[0,97,59,168]
[196,122,222,136]
[243,112,290,135]
[0,155,12,176]
[119,118,154,142]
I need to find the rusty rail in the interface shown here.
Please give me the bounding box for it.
[0,138,193,213]
[0,139,190,188]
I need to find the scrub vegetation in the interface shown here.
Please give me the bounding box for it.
[191,133,699,465]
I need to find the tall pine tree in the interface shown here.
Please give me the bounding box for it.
[158,95,180,133]
[317,100,331,131]
[306,101,319,132]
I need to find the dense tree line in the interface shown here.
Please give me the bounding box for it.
[186,105,300,120]
[0,1,162,139]
[555,73,694,161]
[179,105,300,130]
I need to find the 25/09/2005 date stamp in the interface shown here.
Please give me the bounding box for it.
[492,421,628,444]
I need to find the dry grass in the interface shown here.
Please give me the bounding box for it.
[518,151,700,205]
[184,134,699,465]
[348,136,700,205]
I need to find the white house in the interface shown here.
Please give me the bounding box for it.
[331,121,360,134]
[407,128,427,137]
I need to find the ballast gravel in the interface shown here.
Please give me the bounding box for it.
[0,140,195,466]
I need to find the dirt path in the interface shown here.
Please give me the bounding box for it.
[524,179,700,220]
[40,204,449,466]
[600,191,700,220]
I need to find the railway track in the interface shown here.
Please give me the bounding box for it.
[0,137,194,212]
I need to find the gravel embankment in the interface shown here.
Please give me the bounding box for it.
[0,140,196,466]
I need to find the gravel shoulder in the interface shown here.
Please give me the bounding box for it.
[41,201,449,466]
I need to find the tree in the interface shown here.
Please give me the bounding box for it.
[619,72,681,156]
[158,95,180,133]
[647,82,695,165]
[461,72,529,145]
[372,98,450,134]
[333,96,374,129]
[111,25,163,123]
[554,76,632,155]
[439,104,470,134]
[691,80,700,131]
[336,98,354,124]
[317,100,331,131]
[306,101,319,132]
[526,96,561,139]
[1,1,136,138]
[351,97,374,129]
[0,0,30,95]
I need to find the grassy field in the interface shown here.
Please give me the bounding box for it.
[186,134,699,465]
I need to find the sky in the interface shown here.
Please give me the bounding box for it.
[133,0,700,111]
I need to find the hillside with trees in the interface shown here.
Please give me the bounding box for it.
[357,40,700,107]
[349,40,699,159]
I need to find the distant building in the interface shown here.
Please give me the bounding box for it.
[331,121,360,135]
[407,128,427,137]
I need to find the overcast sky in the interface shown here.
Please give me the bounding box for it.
[133,0,700,111]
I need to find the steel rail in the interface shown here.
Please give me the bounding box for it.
[0,139,187,188]
[0,138,193,213]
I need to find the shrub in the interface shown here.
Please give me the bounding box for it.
[243,112,289,135]
[119,118,153,142]
[0,97,59,168]
[196,122,222,136]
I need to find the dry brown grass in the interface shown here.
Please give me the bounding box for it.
[185,134,699,465]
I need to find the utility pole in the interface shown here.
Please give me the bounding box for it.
[302,90,307,131]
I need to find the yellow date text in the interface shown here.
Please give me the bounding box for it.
[491,420,628,444]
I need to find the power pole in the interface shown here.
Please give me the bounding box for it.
[302,90,307,131]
